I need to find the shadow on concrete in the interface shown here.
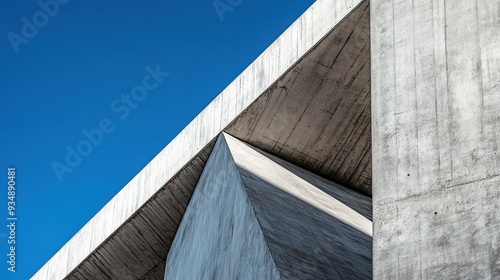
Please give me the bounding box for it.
[237,164,373,280]
[246,140,372,221]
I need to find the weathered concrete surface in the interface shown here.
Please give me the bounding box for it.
[165,133,372,279]
[372,0,500,278]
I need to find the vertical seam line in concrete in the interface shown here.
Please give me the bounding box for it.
[411,0,423,277]
[390,0,401,276]
[474,0,485,136]
[411,0,421,185]
[431,0,441,179]
[443,0,454,179]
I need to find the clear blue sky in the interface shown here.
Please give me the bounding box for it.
[0,0,315,279]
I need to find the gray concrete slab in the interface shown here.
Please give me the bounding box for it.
[165,133,372,279]
[371,0,500,278]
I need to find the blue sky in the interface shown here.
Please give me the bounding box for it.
[0,0,315,279]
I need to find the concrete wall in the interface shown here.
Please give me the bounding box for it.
[372,0,500,278]
[165,133,372,279]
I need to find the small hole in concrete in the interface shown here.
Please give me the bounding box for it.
[434,212,437,215]
[407,174,410,176]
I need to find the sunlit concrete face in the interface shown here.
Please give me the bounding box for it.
[165,134,372,280]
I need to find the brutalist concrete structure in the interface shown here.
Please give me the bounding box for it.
[32,0,500,279]
[165,133,372,279]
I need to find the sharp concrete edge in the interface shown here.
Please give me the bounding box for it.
[31,0,366,279]
[164,133,372,280]
[164,134,282,280]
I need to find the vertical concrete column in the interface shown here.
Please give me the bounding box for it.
[372,0,500,278]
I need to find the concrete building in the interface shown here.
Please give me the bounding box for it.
[32,0,500,279]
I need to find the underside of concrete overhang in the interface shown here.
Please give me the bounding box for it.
[33,1,371,279]
[225,2,370,196]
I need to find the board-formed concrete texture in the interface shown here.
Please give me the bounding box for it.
[371,0,500,279]
[165,134,372,279]
[31,0,372,279]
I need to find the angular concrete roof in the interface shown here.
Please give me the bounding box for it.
[31,0,370,279]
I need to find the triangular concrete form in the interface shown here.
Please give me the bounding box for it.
[165,133,372,279]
